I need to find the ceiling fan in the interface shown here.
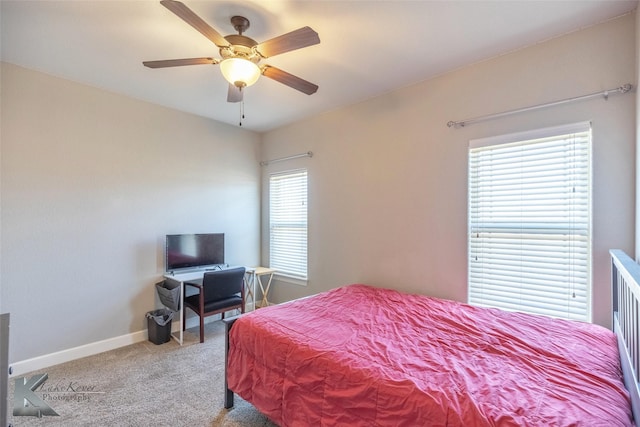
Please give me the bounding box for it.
[143,0,320,103]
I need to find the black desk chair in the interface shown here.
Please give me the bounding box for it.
[183,267,246,343]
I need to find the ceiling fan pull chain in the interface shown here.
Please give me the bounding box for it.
[239,100,245,127]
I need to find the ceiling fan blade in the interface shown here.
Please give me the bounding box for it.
[227,84,243,103]
[262,65,318,95]
[160,0,230,48]
[255,27,320,58]
[143,57,218,68]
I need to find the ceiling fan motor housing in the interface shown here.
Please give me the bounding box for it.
[219,16,261,64]
[221,34,260,63]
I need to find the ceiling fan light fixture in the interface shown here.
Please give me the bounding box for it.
[220,58,261,88]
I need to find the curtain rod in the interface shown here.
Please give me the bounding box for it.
[447,83,633,129]
[260,151,313,166]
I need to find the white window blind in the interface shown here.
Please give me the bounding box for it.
[468,122,591,321]
[270,169,308,279]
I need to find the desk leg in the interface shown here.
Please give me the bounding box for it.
[170,280,184,345]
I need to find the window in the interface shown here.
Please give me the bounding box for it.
[468,122,591,322]
[269,169,308,279]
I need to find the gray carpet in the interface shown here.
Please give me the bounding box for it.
[8,321,278,427]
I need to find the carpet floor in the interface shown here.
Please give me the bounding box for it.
[8,321,278,427]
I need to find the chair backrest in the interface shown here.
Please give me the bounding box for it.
[202,267,246,302]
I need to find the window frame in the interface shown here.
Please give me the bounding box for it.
[268,169,309,283]
[468,122,592,322]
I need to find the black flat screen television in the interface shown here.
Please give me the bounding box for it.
[165,233,225,272]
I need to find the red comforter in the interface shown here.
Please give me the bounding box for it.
[227,284,633,426]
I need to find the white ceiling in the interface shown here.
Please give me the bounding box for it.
[1,0,637,132]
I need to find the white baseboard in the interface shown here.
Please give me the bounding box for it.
[10,330,148,377]
[10,310,243,377]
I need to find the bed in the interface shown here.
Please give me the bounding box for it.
[223,249,640,426]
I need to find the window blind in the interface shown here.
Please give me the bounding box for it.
[468,122,591,321]
[269,169,308,279]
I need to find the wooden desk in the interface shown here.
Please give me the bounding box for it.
[245,267,276,308]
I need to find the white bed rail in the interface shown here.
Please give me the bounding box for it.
[610,249,640,423]
[0,313,9,427]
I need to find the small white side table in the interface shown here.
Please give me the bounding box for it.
[245,267,276,308]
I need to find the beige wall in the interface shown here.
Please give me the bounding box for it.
[0,62,261,362]
[262,13,636,328]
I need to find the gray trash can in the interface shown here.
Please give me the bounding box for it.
[146,308,174,345]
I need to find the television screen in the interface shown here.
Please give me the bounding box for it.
[165,233,224,272]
